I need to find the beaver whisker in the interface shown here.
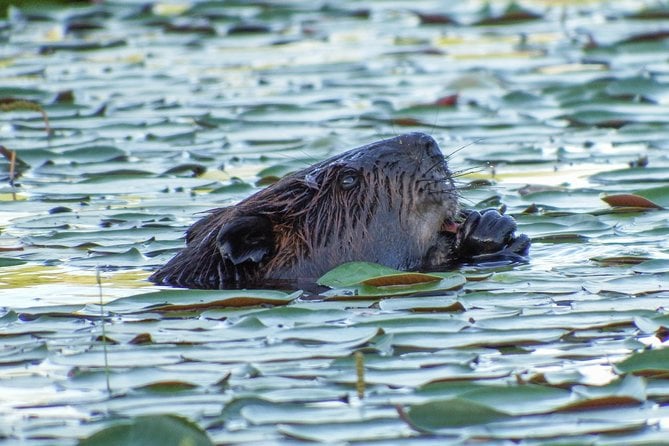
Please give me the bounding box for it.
[420,157,448,176]
[427,189,461,200]
[415,177,450,185]
[455,181,491,192]
[451,166,485,178]
[443,138,485,161]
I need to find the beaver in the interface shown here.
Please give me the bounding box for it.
[150,132,530,289]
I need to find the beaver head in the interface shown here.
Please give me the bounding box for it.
[150,132,459,288]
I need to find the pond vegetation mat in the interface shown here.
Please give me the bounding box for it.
[1,0,669,444]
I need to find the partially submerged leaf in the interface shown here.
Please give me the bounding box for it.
[405,398,511,431]
[317,262,400,288]
[104,289,302,313]
[318,261,464,297]
[633,185,669,207]
[556,375,646,411]
[137,381,199,392]
[632,259,669,273]
[362,272,442,287]
[78,414,213,446]
[614,348,669,377]
[601,193,663,209]
[322,274,466,299]
[474,2,541,26]
[591,167,669,184]
[0,257,27,267]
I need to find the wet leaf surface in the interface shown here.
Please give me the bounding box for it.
[614,349,669,377]
[1,0,669,445]
[601,193,663,209]
[78,414,214,446]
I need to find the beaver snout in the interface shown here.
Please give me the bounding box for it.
[377,132,444,167]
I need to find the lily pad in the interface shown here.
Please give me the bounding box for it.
[631,259,669,274]
[103,289,302,313]
[322,274,466,299]
[405,398,511,431]
[0,258,27,267]
[317,262,404,288]
[601,193,663,209]
[591,167,669,184]
[615,348,669,377]
[78,414,213,446]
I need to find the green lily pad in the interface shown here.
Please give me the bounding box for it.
[317,262,403,288]
[605,76,669,102]
[591,167,669,184]
[63,145,126,163]
[557,375,646,411]
[615,348,669,377]
[0,257,27,267]
[405,398,511,431]
[103,289,302,313]
[321,274,466,299]
[78,414,213,446]
[635,185,669,207]
[279,419,407,443]
[631,259,669,273]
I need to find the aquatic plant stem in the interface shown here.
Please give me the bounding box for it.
[96,268,111,395]
[355,351,365,400]
[0,146,17,200]
[0,98,51,136]
[9,149,16,201]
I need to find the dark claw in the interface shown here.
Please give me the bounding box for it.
[456,210,517,254]
[507,233,530,257]
[454,209,530,265]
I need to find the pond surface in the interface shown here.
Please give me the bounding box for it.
[1,0,669,444]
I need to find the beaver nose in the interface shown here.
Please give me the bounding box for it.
[396,132,442,160]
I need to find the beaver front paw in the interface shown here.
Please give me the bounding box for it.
[454,209,530,264]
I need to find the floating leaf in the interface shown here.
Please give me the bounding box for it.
[322,274,466,299]
[63,145,126,163]
[137,381,199,392]
[634,185,669,207]
[362,272,442,287]
[591,167,669,184]
[0,257,26,267]
[614,348,669,377]
[557,375,646,411]
[279,419,406,443]
[632,259,669,273]
[601,193,663,209]
[78,414,213,446]
[474,2,541,26]
[605,76,669,102]
[405,398,511,431]
[379,296,465,312]
[317,262,402,288]
[591,256,649,266]
[104,289,302,313]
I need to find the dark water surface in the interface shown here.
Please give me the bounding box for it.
[1,1,669,444]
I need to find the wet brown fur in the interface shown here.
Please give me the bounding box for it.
[150,133,459,289]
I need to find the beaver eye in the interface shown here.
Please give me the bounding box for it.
[339,170,360,190]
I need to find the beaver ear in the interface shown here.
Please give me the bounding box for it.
[217,216,275,265]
